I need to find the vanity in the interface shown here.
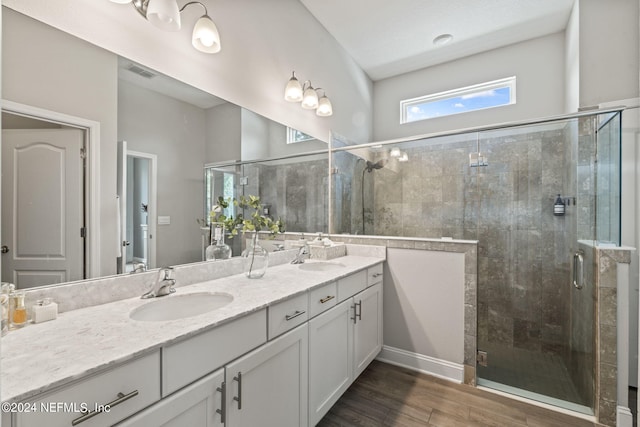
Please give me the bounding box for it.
[1,250,384,427]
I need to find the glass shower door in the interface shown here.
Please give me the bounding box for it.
[475,116,599,415]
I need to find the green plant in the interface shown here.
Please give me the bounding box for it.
[211,195,285,238]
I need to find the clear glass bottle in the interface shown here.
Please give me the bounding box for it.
[206,224,231,261]
[0,282,14,336]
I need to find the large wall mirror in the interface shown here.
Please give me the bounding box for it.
[1,6,329,290]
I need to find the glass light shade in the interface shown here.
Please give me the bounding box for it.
[316,95,333,116]
[284,75,303,102]
[110,0,132,4]
[398,152,409,162]
[301,87,319,109]
[146,0,181,32]
[192,15,221,53]
[390,147,401,157]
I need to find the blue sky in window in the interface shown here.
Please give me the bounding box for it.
[407,87,512,122]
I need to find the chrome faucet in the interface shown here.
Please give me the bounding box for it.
[290,244,310,264]
[130,262,147,274]
[141,267,176,299]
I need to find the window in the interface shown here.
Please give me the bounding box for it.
[286,127,315,144]
[400,76,516,124]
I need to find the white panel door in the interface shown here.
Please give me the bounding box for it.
[1,129,84,287]
[308,299,353,426]
[353,282,383,377]
[225,324,308,427]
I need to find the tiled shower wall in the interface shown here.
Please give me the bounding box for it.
[367,126,579,369]
[243,158,328,233]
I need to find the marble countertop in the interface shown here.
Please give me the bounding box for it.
[1,255,383,403]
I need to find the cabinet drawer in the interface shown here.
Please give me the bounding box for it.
[16,351,161,427]
[337,270,367,302]
[367,263,383,287]
[268,293,309,339]
[308,282,338,318]
[163,309,266,396]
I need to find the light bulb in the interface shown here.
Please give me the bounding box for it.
[316,95,333,117]
[284,73,303,102]
[146,0,181,31]
[301,86,318,110]
[390,147,401,158]
[192,15,221,53]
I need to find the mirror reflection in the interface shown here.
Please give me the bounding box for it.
[1,7,328,290]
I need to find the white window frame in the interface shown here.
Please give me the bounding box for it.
[286,127,315,144]
[400,76,516,124]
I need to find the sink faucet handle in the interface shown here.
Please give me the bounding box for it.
[160,266,174,280]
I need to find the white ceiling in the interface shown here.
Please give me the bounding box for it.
[300,0,576,81]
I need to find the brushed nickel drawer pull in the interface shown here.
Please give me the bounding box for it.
[320,295,335,304]
[372,272,382,278]
[285,310,306,321]
[216,381,226,423]
[233,372,242,410]
[71,390,139,425]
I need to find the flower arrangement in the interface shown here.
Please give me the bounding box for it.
[211,195,285,278]
[211,195,285,238]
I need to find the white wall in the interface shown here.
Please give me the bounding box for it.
[205,103,242,163]
[578,0,639,108]
[118,80,207,267]
[3,0,373,146]
[382,248,465,372]
[565,1,580,113]
[372,32,566,141]
[2,8,119,277]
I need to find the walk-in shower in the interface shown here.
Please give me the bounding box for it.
[330,108,624,420]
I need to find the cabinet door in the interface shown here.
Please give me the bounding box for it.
[116,369,224,427]
[225,324,308,427]
[308,299,353,426]
[353,282,383,377]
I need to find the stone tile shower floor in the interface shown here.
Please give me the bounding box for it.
[477,344,588,412]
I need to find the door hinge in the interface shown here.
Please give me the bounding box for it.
[477,350,488,367]
[330,167,339,175]
[240,177,249,186]
[80,147,87,159]
[80,227,87,238]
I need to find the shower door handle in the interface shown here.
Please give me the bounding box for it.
[573,250,584,290]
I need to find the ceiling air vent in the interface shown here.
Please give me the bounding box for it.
[125,64,157,79]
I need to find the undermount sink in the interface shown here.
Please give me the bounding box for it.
[298,262,346,272]
[130,292,234,322]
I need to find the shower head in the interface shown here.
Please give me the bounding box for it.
[365,159,386,172]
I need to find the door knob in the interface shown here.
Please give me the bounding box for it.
[1,245,8,254]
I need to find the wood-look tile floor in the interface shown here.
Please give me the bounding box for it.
[318,361,605,427]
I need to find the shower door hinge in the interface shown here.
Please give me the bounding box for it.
[477,350,488,367]
[330,167,339,174]
[240,177,249,186]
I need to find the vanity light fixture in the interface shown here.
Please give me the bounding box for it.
[284,71,333,117]
[110,0,221,53]
[389,147,402,158]
[398,152,409,162]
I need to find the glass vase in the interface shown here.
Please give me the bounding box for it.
[241,232,269,278]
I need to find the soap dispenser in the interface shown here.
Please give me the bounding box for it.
[553,194,565,216]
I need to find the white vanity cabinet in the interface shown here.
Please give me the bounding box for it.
[13,351,161,427]
[115,369,224,427]
[353,281,383,377]
[225,324,308,427]
[308,299,354,426]
[308,267,383,426]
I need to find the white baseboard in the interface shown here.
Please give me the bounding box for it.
[375,345,464,383]
[617,405,632,427]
